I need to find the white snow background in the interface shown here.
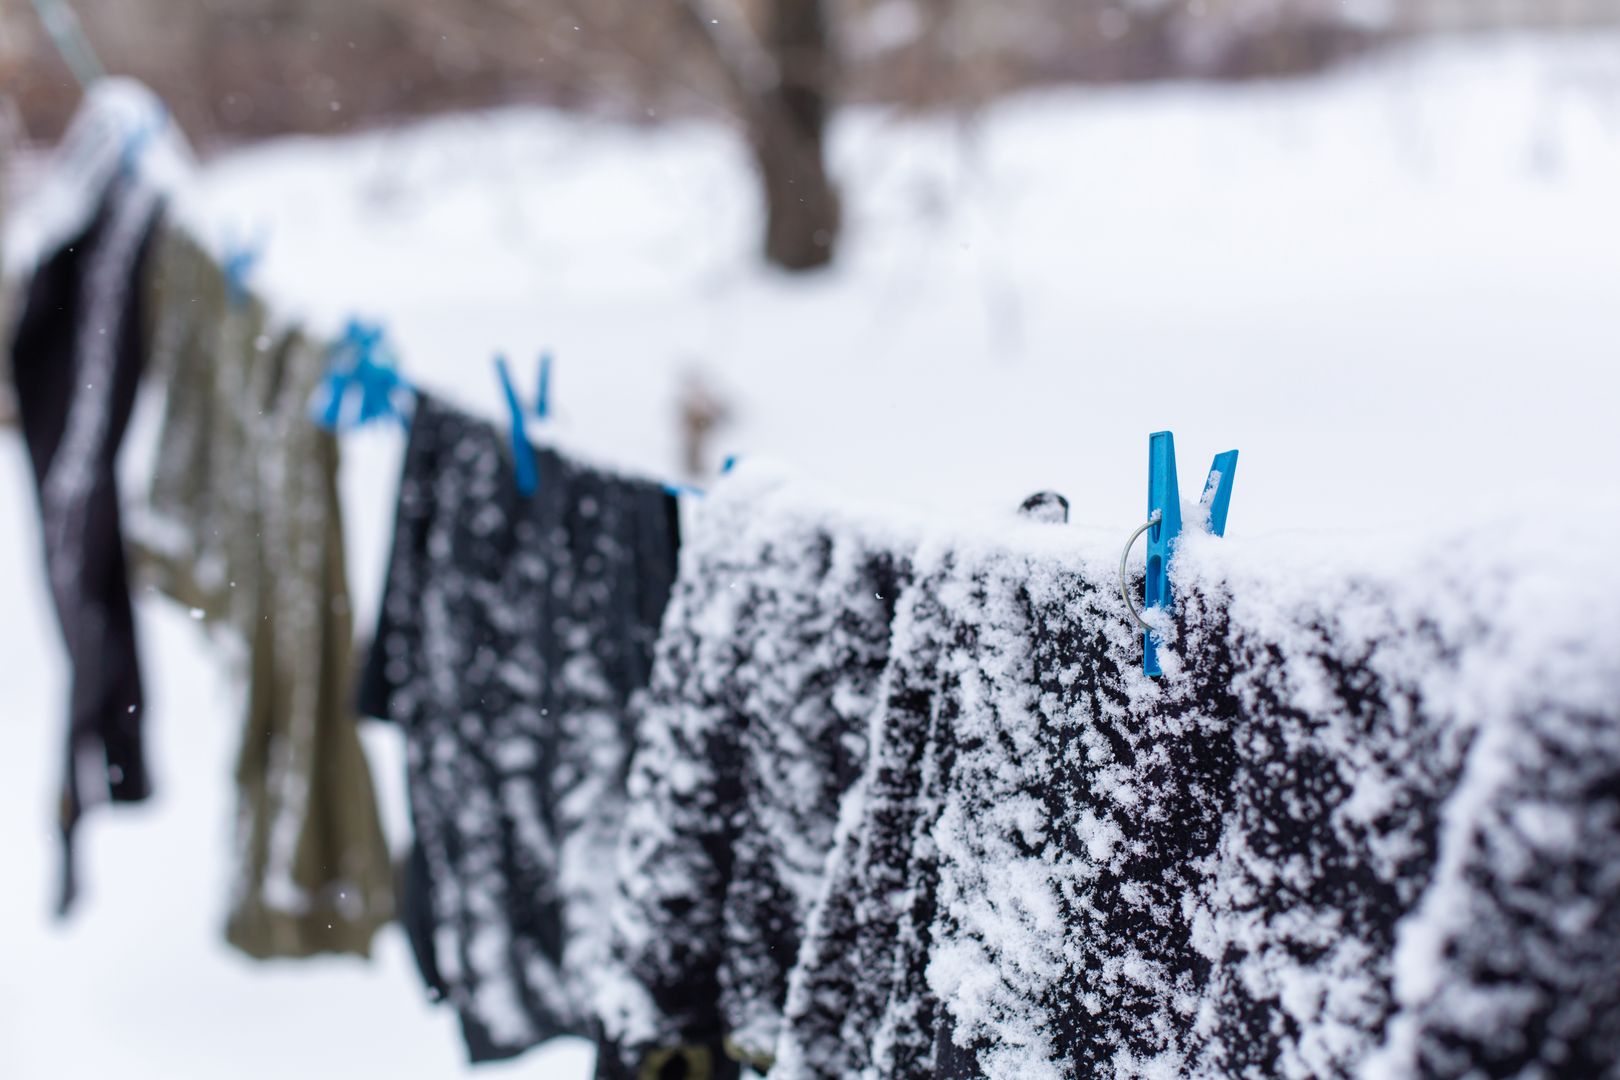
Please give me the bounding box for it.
[3,31,1619,1079]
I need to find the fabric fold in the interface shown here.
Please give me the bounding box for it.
[359,392,682,1063]
[597,470,914,1079]
[136,222,394,958]
[9,168,160,915]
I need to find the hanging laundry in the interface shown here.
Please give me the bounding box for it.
[776,536,1110,1079]
[774,527,1620,1079]
[1,109,12,407]
[596,467,914,1079]
[3,80,186,289]
[772,557,963,1080]
[6,106,169,913]
[357,392,681,1063]
[135,222,394,958]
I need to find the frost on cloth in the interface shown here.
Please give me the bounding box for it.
[135,223,394,959]
[597,470,912,1079]
[8,166,159,916]
[358,393,682,1064]
[778,530,1620,1080]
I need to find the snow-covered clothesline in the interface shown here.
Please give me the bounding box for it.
[6,79,1620,1080]
[596,468,1620,1079]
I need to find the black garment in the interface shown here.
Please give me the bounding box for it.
[773,556,957,1080]
[9,173,161,914]
[358,393,681,1063]
[597,472,911,1078]
[778,536,1620,1080]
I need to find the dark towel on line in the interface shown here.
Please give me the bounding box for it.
[359,392,681,1063]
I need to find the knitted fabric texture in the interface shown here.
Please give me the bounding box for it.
[779,526,1620,1080]
[598,470,913,1077]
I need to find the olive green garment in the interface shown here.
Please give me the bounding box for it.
[136,222,394,959]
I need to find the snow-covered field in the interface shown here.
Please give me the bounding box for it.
[4,31,1620,1078]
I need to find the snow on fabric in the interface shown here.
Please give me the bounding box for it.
[597,465,915,1077]
[776,515,1620,1079]
[359,392,681,1063]
[135,221,395,958]
[2,79,189,284]
[774,540,959,1080]
[3,39,1619,1080]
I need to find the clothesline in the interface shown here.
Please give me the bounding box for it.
[0,76,690,501]
[26,0,105,90]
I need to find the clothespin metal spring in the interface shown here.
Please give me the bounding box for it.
[1118,509,1163,633]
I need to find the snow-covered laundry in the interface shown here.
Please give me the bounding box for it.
[358,392,682,1063]
[7,164,159,916]
[774,522,1620,1080]
[135,221,394,959]
[597,468,914,1078]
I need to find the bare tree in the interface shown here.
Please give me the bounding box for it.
[676,0,840,271]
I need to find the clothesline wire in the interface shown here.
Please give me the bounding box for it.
[30,66,708,500]
[27,0,105,90]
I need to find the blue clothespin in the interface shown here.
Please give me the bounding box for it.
[312,319,412,431]
[535,351,552,421]
[1200,449,1239,538]
[1137,431,1238,677]
[222,237,263,310]
[663,449,736,499]
[495,355,539,497]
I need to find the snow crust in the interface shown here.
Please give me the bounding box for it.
[601,462,1620,1078]
[598,464,916,1071]
[775,506,1620,1079]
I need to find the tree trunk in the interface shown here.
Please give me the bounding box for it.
[751,0,839,271]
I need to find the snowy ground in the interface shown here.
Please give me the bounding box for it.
[3,31,1620,1078]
